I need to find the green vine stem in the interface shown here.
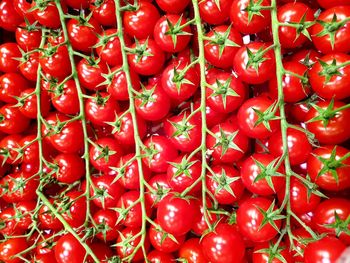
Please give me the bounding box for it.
[114,0,148,259]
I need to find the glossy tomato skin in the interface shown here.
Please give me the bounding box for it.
[0,43,21,73]
[51,80,80,115]
[128,39,165,76]
[156,0,190,13]
[123,2,160,39]
[145,174,171,208]
[157,194,197,236]
[55,234,85,263]
[206,71,247,113]
[237,197,281,242]
[0,104,30,134]
[15,23,42,51]
[309,53,350,100]
[317,0,350,8]
[65,0,89,9]
[0,134,22,165]
[147,250,175,263]
[154,15,192,53]
[53,153,85,184]
[60,191,87,228]
[307,145,350,191]
[0,0,23,32]
[179,238,207,263]
[313,198,350,244]
[19,52,39,81]
[304,236,346,263]
[268,127,312,166]
[230,0,271,34]
[202,223,245,263]
[0,237,28,263]
[311,6,350,54]
[31,1,65,29]
[77,58,108,91]
[253,242,293,263]
[39,44,71,79]
[199,0,232,25]
[19,88,51,119]
[237,96,280,139]
[206,164,245,204]
[204,25,243,69]
[107,68,140,101]
[90,0,116,27]
[241,153,286,196]
[306,100,350,144]
[207,121,249,163]
[233,42,276,84]
[0,73,29,104]
[142,135,178,173]
[93,209,119,241]
[278,2,314,49]
[67,17,101,53]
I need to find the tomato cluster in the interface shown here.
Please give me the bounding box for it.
[0,0,349,262]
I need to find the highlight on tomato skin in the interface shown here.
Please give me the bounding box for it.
[0,0,349,262]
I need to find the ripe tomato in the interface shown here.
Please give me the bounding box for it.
[157,194,197,236]
[0,134,22,165]
[39,44,71,79]
[241,153,285,196]
[31,1,65,29]
[55,234,85,263]
[65,0,89,9]
[277,2,314,49]
[309,53,350,100]
[233,42,275,84]
[311,6,350,54]
[304,236,346,263]
[0,237,28,263]
[19,52,39,81]
[93,209,119,241]
[0,0,23,32]
[206,164,245,204]
[305,100,350,144]
[0,43,21,73]
[15,22,42,51]
[268,127,312,166]
[145,174,171,208]
[147,250,175,263]
[107,68,140,101]
[307,145,350,191]
[51,80,80,115]
[0,73,29,104]
[156,0,190,13]
[59,190,87,228]
[201,223,245,263]
[237,96,280,139]
[199,0,232,25]
[19,88,51,119]
[90,0,116,27]
[0,104,30,134]
[287,228,312,262]
[179,238,206,263]
[253,242,293,263]
[13,0,34,22]
[207,121,249,163]
[77,57,108,91]
[230,0,271,34]
[154,15,192,53]
[123,2,160,39]
[237,197,282,242]
[53,153,85,184]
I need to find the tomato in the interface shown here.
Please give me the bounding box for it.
[206,164,245,204]
[192,198,220,236]
[317,0,350,8]
[167,154,202,194]
[306,100,350,144]
[51,80,80,115]
[128,39,165,76]
[149,220,186,253]
[207,121,249,163]
[313,198,350,244]
[0,206,24,236]
[161,61,199,102]
[237,96,280,139]
[304,236,346,263]
[278,3,314,49]
[145,174,171,208]
[123,2,160,39]
[233,42,276,84]
[0,0,23,32]
[89,174,124,208]
[194,99,227,128]
[32,1,65,29]
[107,68,140,101]
[307,145,350,191]
[93,209,119,241]
[309,53,350,100]
[268,127,312,166]
[142,135,178,173]
[278,176,321,215]
[253,242,293,263]
[202,223,245,263]
[77,57,108,91]
[269,61,310,103]
[19,52,39,81]
[32,252,57,263]
[13,0,35,22]
[179,238,207,263]
[116,227,150,262]
[241,153,285,196]
[0,237,28,263]
[237,197,282,242]
[88,242,113,263]
[311,6,350,54]
[0,43,21,73]
[59,190,87,228]
[38,199,63,231]
[90,0,116,27]
[204,25,243,69]
[0,104,30,134]
[19,88,51,119]
[230,0,271,34]
[52,153,85,184]
[67,17,101,53]
[287,228,312,262]
[15,22,42,51]
[0,73,28,104]
[206,71,246,113]
[157,194,197,236]
[55,234,85,263]
[0,134,23,165]
[156,0,189,13]
[199,0,232,25]
[65,0,89,9]
[39,44,71,79]
[42,113,84,153]
[154,15,192,53]
[147,250,175,263]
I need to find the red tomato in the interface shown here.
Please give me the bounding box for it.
[179,238,207,263]
[53,153,85,184]
[0,73,29,104]
[147,250,175,263]
[51,80,80,115]
[0,43,21,73]
[19,88,51,119]
[107,68,140,101]
[156,0,190,13]
[93,209,119,241]
[0,104,30,134]
[31,1,65,29]
[90,0,116,27]
[77,57,108,91]
[199,0,232,25]
[54,234,85,263]
[0,0,23,32]
[0,237,28,263]
[39,44,71,79]
[145,174,171,208]
[19,52,39,81]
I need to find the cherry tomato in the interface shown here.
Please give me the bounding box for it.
[0,0,23,32]
[0,104,30,134]
[54,234,85,263]
[179,238,207,263]
[199,0,232,25]
[0,43,21,73]
[90,0,116,27]
[0,237,28,263]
